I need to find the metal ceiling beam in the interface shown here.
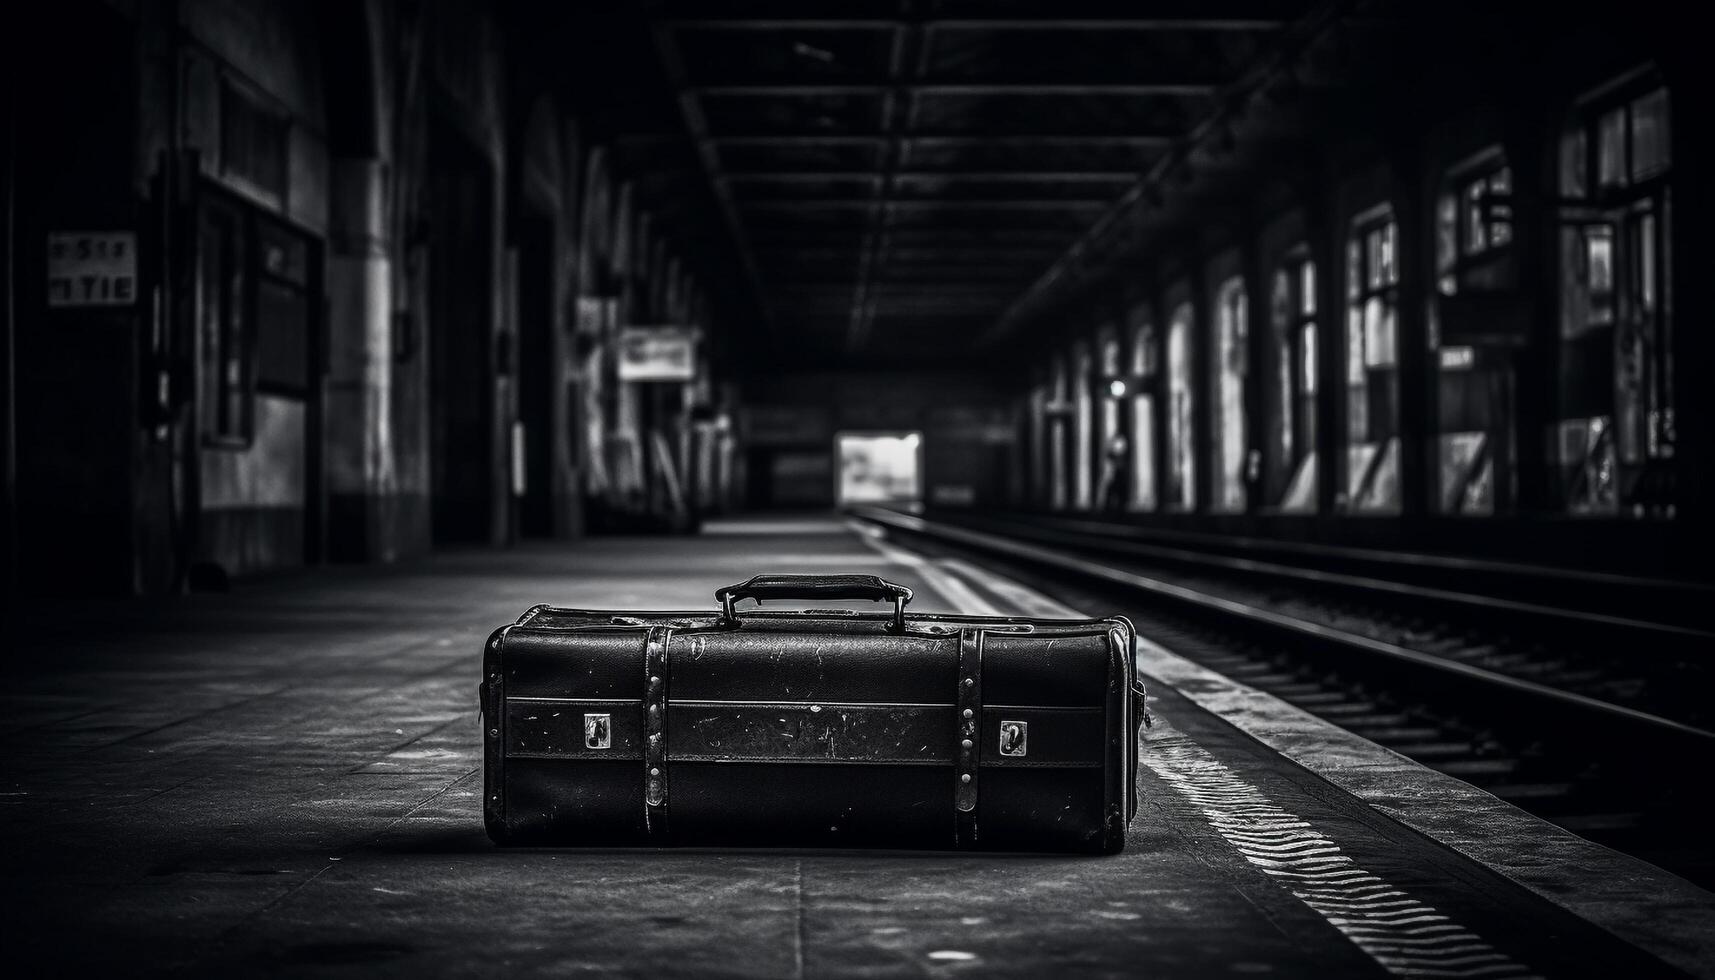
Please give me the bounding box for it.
[697,83,1220,96]
[979,0,1349,349]
[754,227,1076,239]
[758,252,1063,264]
[739,198,1113,210]
[668,19,899,31]
[909,135,1178,145]
[668,18,1284,31]
[928,19,1284,30]
[757,245,1066,256]
[783,286,1018,295]
[719,172,883,183]
[844,13,922,353]
[710,133,1176,145]
[725,170,1139,182]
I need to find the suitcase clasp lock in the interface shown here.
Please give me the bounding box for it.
[998,720,1028,758]
[584,713,612,750]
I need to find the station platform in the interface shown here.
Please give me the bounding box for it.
[2,516,1710,977]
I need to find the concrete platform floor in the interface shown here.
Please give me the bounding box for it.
[0,517,1699,977]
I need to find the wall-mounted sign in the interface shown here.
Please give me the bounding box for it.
[47,231,138,308]
[617,326,697,382]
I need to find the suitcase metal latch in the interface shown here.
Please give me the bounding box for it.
[584,713,612,750]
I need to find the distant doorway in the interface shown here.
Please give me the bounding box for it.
[836,432,922,505]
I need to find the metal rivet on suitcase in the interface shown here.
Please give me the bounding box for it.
[960,774,971,783]
[961,739,972,750]
[961,708,973,719]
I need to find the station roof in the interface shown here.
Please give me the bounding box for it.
[551,1,1331,369]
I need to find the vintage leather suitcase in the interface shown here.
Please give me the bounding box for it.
[480,573,1144,852]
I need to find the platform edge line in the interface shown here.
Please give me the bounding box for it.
[910,538,1715,978]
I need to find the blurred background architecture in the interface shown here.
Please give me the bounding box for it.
[4,0,1707,594]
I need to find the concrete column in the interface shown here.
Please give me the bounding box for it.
[1187,259,1212,515]
[325,158,396,561]
[1390,149,1432,519]
[1308,167,1341,518]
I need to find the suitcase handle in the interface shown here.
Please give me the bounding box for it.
[716,574,913,630]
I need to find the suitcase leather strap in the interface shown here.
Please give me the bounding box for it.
[954,628,983,846]
[643,625,672,837]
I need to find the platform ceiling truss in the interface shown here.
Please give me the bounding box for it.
[646,1,1308,362]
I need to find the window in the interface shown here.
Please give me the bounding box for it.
[1165,301,1196,510]
[1555,74,1674,516]
[1049,358,1069,511]
[1028,382,1049,507]
[1072,342,1094,510]
[1095,329,1126,512]
[255,217,313,394]
[1436,159,1513,299]
[198,205,254,446]
[1431,153,1518,516]
[1341,210,1401,512]
[196,195,318,451]
[1269,250,1317,511]
[1210,276,1248,513]
[1128,314,1158,511]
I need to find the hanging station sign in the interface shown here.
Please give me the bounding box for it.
[47,231,138,308]
[617,326,698,381]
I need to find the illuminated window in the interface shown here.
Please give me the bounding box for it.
[1555,74,1674,517]
[1269,250,1317,511]
[1210,276,1248,513]
[1028,383,1049,507]
[1165,301,1196,510]
[1436,158,1513,299]
[1128,314,1158,511]
[1049,358,1069,510]
[1094,329,1127,512]
[1432,152,1517,516]
[1072,342,1094,510]
[1341,210,1401,513]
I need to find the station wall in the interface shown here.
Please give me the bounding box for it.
[1008,18,1710,577]
[3,0,734,595]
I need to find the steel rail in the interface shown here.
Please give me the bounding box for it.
[851,506,1715,748]
[943,511,1715,645]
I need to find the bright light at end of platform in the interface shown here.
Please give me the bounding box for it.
[903,433,920,449]
[1108,380,1127,398]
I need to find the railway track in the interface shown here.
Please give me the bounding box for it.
[851,506,1715,888]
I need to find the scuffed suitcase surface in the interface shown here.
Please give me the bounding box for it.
[482,575,1139,852]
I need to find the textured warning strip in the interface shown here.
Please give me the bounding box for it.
[1144,726,1539,979]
